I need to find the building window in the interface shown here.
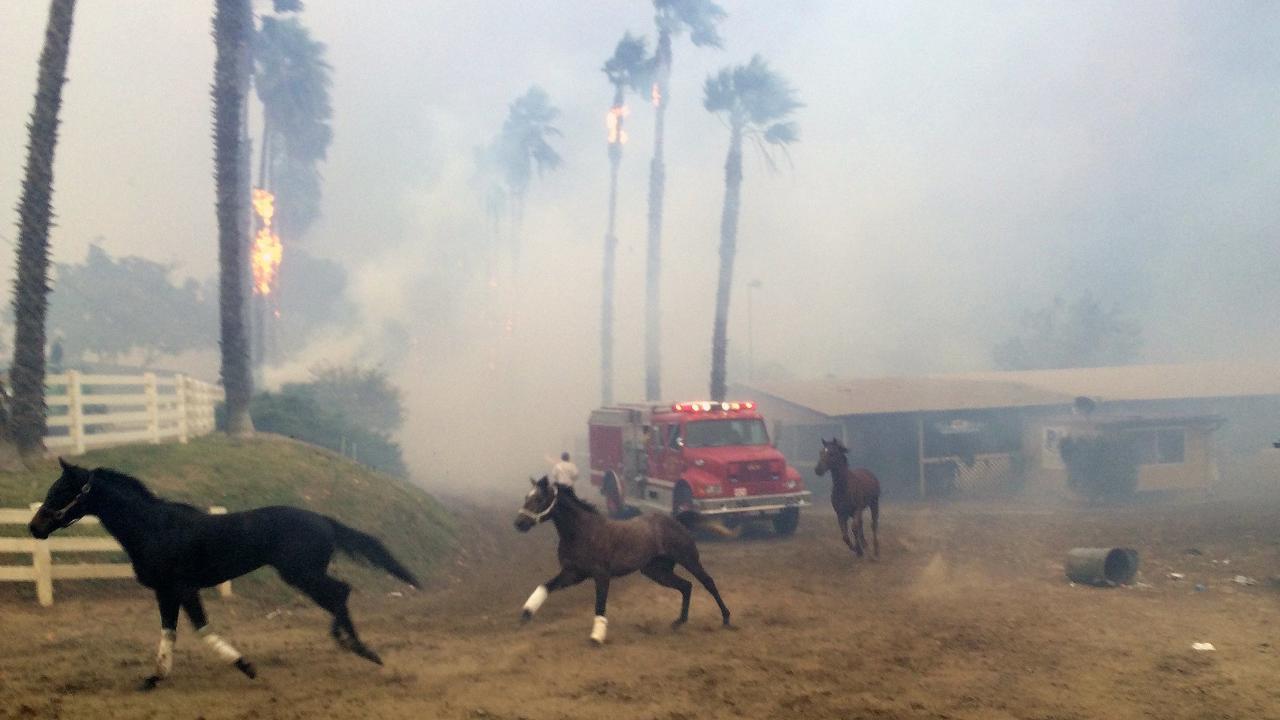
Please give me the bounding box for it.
[1156,429,1185,464]
[1125,429,1185,465]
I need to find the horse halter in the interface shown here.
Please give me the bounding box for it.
[50,482,92,527]
[518,484,559,523]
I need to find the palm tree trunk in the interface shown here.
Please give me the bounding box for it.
[257,116,271,190]
[709,123,743,402]
[10,0,77,457]
[602,90,625,406]
[213,0,255,436]
[644,31,672,402]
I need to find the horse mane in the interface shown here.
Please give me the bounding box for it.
[91,468,159,502]
[559,485,599,515]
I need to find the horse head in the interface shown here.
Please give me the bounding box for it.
[814,437,849,477]
[29,458,94,539]
[514,476,559,532]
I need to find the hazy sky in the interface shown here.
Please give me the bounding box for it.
[3,1,1279,483]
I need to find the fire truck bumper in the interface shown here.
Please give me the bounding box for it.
[693,491,812,516]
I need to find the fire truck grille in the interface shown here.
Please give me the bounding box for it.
[729,461,780,484]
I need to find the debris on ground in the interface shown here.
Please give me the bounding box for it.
[1184,548,1203,556]
[1168,572,1185,580]
[1232,575,1258,586]
[1191,643,1216,652]
[1194,584,1207,592]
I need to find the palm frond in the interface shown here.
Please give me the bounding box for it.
[654,0,727,48]
[704,55,802,137]
[764,121,799,145]
[603,32,653,94]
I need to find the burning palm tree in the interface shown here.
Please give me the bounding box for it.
[600,32,652,405]
[703,55,800,401]
[252,10,331,367]
[9,0,77,458]
[644,0,726,401]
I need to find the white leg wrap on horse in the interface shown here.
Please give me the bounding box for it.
[198,627,243,663]
[590,615,608,644]
[155,629,176,678]
[523,585,549,615]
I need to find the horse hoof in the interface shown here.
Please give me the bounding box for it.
[234,659,257,679]
[520,609,533,623]
[671,618,687,630]
[139,676,161,692]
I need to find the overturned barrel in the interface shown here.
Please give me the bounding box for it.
[1065,547,1139,586]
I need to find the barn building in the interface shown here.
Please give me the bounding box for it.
[734,362,1280,500]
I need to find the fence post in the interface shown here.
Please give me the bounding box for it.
[144,372,160,444]
[175,374,189,444]
[67,369,85,455]
[29,503,53,606]
[209,506,234,598]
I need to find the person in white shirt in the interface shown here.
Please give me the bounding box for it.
[550,452,579,488]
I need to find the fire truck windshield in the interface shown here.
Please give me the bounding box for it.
[682,419,770,448]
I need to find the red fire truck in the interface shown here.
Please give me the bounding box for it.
[588,400,810,535]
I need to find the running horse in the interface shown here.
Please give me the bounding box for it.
[814,438,880,558]
[514,476,731,644]
[28,460,420,690]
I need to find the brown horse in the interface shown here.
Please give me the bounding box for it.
[514,476,730,644]
[814,438,880,558]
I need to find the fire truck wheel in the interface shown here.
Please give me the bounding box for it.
[673,483,696,526]
[772,507,800,537]
[602,473,626,519]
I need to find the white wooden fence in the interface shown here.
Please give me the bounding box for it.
[0,504,232,606]
[44,371,223,455]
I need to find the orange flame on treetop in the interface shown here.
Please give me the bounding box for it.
[651,82,662,108]
[250,188,283,296]
[606,105,629,145]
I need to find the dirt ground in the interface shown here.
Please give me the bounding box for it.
[3,493,1280,720]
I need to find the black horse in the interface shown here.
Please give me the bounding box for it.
[29,459,419,690]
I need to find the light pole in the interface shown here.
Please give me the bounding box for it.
[747,278,762,383]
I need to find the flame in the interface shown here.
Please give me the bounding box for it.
[651,82,662,108]
[606,105,629,145]
[250,188,283,296]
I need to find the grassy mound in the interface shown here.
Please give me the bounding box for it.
[0,434,455,599]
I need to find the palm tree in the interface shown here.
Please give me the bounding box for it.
[703,55,800,401]
[213,0,256,436]
[600,32,651,406]
[645,0,726,401]
[9,0,78,457]
[495,86,562,263]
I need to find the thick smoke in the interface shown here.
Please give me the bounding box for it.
[2,1,1279,490]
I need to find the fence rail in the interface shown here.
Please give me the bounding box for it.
[42,371,222,455]
[0,504,232,606]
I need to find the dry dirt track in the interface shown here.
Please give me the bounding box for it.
[3,495,1280,720]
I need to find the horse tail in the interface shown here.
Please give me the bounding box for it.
[327,518,420,589]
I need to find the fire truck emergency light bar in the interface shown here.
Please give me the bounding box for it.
[671,401,756,413]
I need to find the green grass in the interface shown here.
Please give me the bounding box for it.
[0,434,456,599]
